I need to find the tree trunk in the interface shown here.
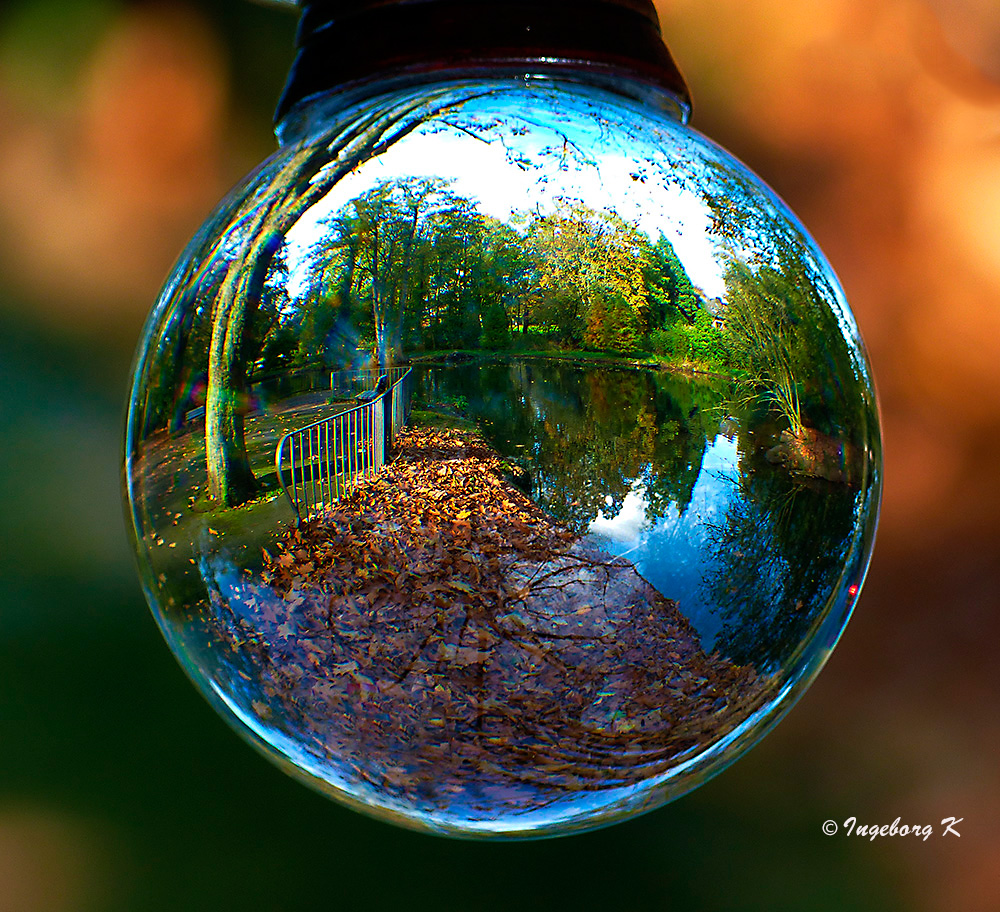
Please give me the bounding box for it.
[205,293,258,506]
[374,320,389,371]
[206,225,287,505]
[167,301,201,434]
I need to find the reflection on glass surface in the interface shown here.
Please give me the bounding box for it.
[124,76,881,836]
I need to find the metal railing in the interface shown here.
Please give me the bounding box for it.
[276,367,412,523]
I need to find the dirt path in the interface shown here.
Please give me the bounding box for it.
[207,427,765,815]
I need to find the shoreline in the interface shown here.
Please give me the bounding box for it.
[406,349,730,381]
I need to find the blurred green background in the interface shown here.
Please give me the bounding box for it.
[1,1,997,909]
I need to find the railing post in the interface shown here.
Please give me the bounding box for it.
[383,384,393,456]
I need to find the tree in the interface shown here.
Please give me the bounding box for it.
[700,158,874,443]
[350,179,447,367]
[199,86,495,506]
[480,299,511,349]
[723,257,807,437]
[525,201,650,350]
[643,234,700,327]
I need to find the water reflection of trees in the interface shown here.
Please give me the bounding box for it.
[704,460,860,671]
[419,361,728,533]
[422,359,869,674]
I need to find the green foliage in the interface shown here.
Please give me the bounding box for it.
[701,162,875,446]
[281,183,722,369]
[688,307,726,363]
[649,323,685,360]
[649,307,729,371]
[480,299,512,349]
[723,258,811,436]
[531,286,585,346]
[308,178,539,362]
[441,394,469,412]
[643,234,700,326]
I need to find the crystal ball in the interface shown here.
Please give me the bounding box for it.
[124,75,881,837]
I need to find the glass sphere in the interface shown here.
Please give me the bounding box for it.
[124,73,881,837]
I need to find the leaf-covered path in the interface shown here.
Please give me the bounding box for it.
[208,427,764,820]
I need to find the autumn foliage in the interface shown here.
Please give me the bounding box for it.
[206,427,765,812]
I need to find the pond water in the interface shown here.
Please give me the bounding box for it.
[416,357,865,672]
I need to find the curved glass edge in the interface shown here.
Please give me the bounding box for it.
[276,67,689,147]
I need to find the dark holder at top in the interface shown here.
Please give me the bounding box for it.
[275,0,691,124]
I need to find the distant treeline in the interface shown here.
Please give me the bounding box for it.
[142,176,868,451]
[279,177,716,370]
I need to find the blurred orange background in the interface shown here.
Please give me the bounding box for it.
[0,1,997,910]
